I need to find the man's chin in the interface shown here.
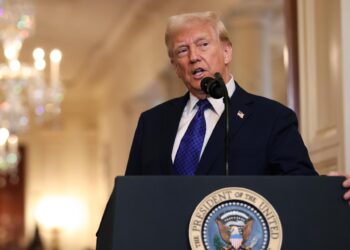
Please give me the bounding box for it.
[188,87,207,99]
[188,79,202,89]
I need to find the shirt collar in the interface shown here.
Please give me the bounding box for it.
[188,75,235,114]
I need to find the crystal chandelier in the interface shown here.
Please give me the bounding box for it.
[0,0,64,185]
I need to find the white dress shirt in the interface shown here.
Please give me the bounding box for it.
[171,76,236,162]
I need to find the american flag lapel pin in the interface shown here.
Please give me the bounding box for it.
[237,110,245,119]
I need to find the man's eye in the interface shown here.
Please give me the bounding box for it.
[177,48,188,56]
[200,42,209,47]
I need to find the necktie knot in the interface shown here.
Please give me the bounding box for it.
[196,99,211,113]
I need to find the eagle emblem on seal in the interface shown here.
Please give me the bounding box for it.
[215,211,258,250]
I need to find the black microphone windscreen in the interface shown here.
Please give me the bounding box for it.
[200,77,215,94]
[200,76,224,99]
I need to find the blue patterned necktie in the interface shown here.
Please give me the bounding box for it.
[174,99,212,175]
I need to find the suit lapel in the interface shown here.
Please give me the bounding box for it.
[196,83,254,175]
[159,94,189,174]
[228,85,254,140]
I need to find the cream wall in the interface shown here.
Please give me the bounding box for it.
[226,1,287,105]
[22,122,98,249]
[341,0,350,173]
[298,0,347,174]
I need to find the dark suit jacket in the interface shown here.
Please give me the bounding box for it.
[125,83,317,176]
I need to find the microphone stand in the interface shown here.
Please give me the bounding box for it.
[223,86,230,176]
[201,73,231,176]
[214,73,230,176]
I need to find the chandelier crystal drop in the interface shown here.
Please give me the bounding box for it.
[0,0,64,186]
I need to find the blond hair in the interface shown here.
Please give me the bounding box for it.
[165,11,231,57]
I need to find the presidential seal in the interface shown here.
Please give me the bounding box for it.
[189,188,282,250]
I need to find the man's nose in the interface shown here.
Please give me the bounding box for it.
[189,47,200,63]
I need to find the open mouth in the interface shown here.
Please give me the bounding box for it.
[192,67,205,78]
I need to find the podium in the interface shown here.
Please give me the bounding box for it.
[96,176,350,250]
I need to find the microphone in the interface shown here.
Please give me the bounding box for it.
[200,73,225,99]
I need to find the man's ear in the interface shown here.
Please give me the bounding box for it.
[223,42,233,64]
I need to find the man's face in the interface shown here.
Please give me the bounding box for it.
[169,21,232,98]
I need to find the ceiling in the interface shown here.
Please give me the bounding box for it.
[21,0,145,94]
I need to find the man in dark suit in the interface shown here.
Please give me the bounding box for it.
[125,84,317,176]
[125,11,350,201]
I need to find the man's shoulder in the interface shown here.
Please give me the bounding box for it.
[253,94,290,111]
[240,86,294,115]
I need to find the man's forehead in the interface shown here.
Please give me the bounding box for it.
[171,23,218,46]
[173,33,210,46]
